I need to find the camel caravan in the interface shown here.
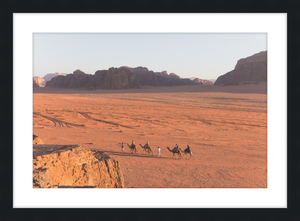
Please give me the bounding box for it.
[121,141,194,160]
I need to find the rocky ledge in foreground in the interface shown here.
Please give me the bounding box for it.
[33,134,44,144]
[33,145,124,188]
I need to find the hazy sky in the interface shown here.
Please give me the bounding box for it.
[33,33,267,80]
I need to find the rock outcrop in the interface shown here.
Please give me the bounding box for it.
[46,68,139,89]
[33,145,124,188]
[214,51,267,85]
[33,77,46,87]
[33,134,44,144]
[42,73,67,82]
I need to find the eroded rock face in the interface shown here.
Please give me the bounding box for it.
[214,51,267,85]
[33,77,46,87]
[33,134,44,144]
[33,145,125,188]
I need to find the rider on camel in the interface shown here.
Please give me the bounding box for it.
[186,145,190,151]
[174,144,179,151]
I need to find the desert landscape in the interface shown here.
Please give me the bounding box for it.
[33,82,267,188]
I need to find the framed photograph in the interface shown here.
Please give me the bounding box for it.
[1,0,299,220]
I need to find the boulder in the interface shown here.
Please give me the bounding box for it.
[33,77,46,87]
[33,134,44,144]
[33,145,125,188]
[214,51,267,85]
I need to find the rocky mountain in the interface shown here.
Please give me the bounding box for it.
[127,66,199,86]
[33,76,46,87]
[46,68,139,89]
[33,144,124,188]
[42,73,67,82]
[214,51,267,85]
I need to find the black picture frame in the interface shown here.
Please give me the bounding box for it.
[1,0,299,220]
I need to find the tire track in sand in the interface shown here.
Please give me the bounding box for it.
[33,112,85,127]
[77,112,134,129]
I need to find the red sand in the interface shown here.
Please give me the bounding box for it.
[33,82,267,188]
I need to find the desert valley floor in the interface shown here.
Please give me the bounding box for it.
[33,82,267,188]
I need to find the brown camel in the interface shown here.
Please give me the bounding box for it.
[179,145,194,159]
[126,143,138,153]
[139,144,153,155]
[166,147,182,159]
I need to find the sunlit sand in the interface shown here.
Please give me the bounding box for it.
[33,82,267,188]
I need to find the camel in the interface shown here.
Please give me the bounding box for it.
[179,145,194,159]
[126,143,138,153]
[139,144,153,155]
[166,147,182,159]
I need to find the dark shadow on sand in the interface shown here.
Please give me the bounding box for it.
[58,186,96,188]
[104,150,168,159]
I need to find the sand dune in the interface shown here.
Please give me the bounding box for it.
[33,83,267,188]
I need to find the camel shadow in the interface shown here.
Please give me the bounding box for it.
[58,186,96,188]
[104,150,168,159]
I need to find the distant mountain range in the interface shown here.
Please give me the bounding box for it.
[35,67,213,89]
[33,51,267,90]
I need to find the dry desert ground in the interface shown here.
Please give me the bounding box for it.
[33,82,267,188]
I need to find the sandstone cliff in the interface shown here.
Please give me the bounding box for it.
[33,145,124,188]
[33,77,46,87]
[214,51,267,85]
